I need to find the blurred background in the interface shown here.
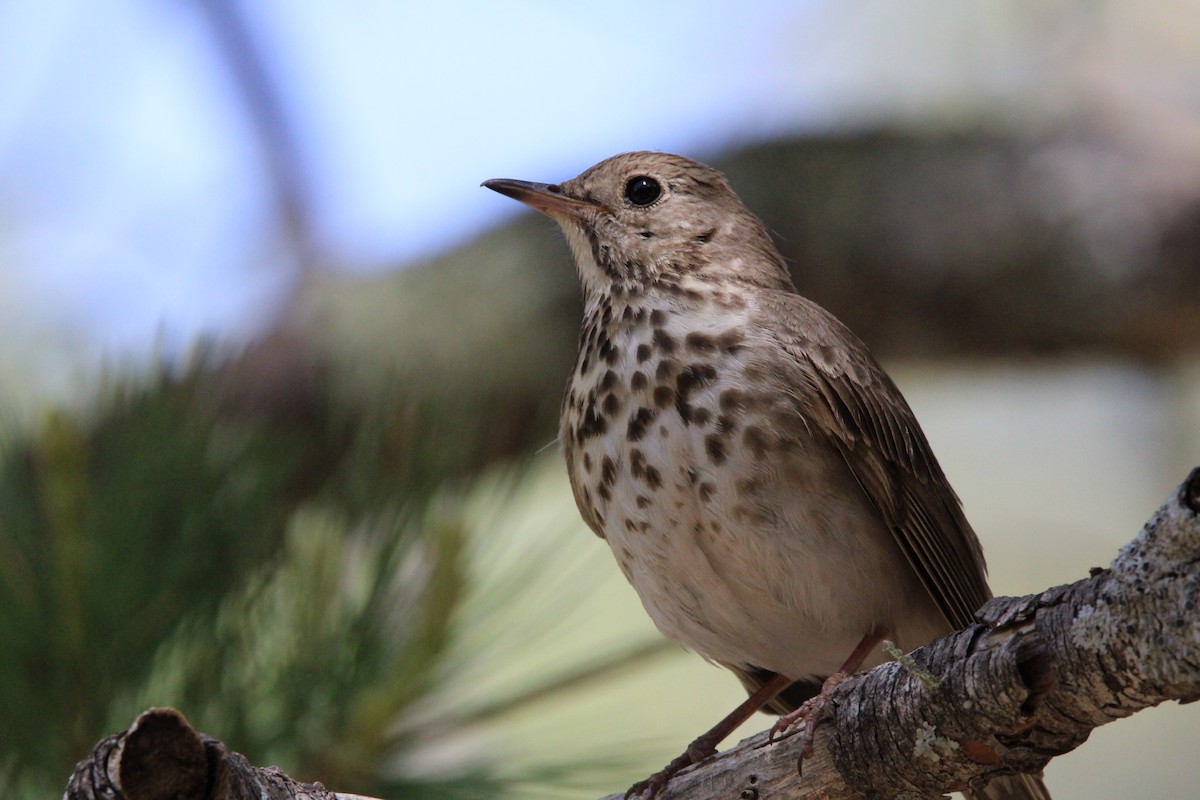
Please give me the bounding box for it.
[2,1,1198,798]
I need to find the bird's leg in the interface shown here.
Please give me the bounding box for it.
[626,671,793,799]
[768,625,889,767]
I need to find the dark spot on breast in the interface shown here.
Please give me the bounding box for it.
[674,363,717,423]
[597,483,611,502]
[655,360,680,381]
[686,468,698,486]
[685,332,716,353]
[582,452,592,472]
[601,455,617,487]
[636,495,652,509]
[625,518,638,532]
[715,414,736,434]
[666,286,703,302]
[579,318,596,346]
[602,393,621,415]
[705,434,727,465]
[636,344,652,363]
[644,465,663,489]
[653,385,675,408]
[675,366,699,398]
[599,369,618,391]
[719,388,745,413]
[650,309,667,326]
[630,448,647,479]
[626,407,657,442]
[575,402,608,442]
[599,338,619,365]
[589,234,615,278]
[690,406,712,426]
[631,371,648,391]
[653,328,676,354]
[718,329,745,354]
[742,425,769,457]
[698,482,716,503]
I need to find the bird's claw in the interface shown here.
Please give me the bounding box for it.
[768,671,849,772]
[624,736,718,799]
[624,758,682,800]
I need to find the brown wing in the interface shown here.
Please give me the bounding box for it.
[764,293,991,630]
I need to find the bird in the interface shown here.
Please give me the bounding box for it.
[482,152,1050,800]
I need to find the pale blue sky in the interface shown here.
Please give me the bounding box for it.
[1,1,1194,396]
[0,1,820,377]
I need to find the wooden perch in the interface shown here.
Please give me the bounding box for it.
[63,468,1200,800]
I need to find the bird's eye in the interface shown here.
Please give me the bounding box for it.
[624,175,662,206]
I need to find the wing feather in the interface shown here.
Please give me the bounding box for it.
[764,293,990,629]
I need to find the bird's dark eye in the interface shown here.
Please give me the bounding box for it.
[624,175,662,206]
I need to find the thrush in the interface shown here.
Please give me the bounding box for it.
[483,152,1050,800]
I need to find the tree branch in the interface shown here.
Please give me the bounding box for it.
[193,0,319,274]
[62,469,1200,800]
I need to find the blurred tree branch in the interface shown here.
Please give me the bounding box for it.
[195,0,317,274]
[233,127,1200,473]
[63,469,1200,800]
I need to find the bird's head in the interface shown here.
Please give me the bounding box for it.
[484,151,791,301]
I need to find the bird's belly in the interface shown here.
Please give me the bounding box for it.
[571,379,943,683]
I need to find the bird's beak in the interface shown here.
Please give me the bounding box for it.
[482,178,597,218]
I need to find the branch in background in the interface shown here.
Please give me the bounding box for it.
[194,0,318,273]
[62,468,1200,800]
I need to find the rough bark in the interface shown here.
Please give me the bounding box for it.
[63,468,1200,800]
[61,708,345,800]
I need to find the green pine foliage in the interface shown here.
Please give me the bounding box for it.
[0,354,666,799]
[0,367,313,791]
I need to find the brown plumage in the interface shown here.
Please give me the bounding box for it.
[484,152,1050,800]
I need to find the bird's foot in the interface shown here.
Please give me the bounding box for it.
[767,671,847,767]
[624,737,719,799]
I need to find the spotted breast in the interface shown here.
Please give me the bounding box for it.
[561,279,945,684]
